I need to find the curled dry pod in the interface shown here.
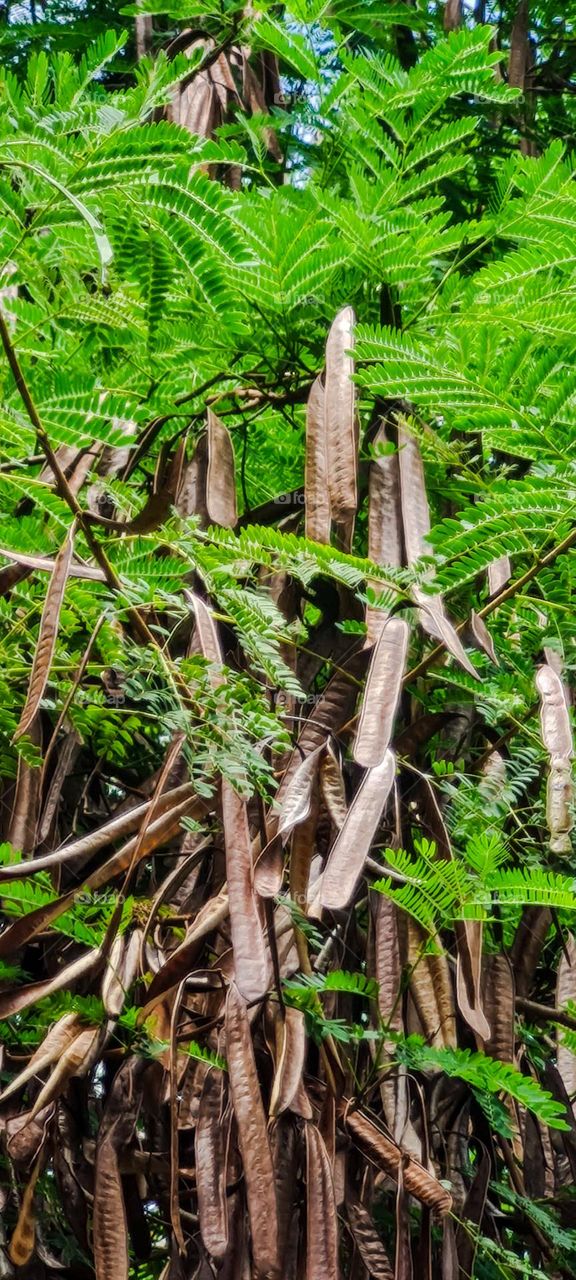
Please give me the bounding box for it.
[320,741,348,831]
[276,651,369,804]
[354,617,409,768]
[0,781,198,885]
[347,1197,394,1279]
[270,1005,307,1117]
[14,521,76,741]
[481,953,515,1062]
[556,933,576,1111]
[325,306,357,522]
[8,1148,43,1266]
[305,375,330,544]
[93,438,187,534]
[272,743,325,842]
[26,1025,101,1125]
[321,750,396,911]
[397,422,477,679]
[455,920,491,1042]
[206,408,238,528]
[305,1123,339,1280]
[0,1012,81,1104]
[102,929,141,1019]
[142,887,229,1014]
[536,663,574,853]
[225,983,280,1279]
[338,1102,452,1214]
[407,919,456,1050]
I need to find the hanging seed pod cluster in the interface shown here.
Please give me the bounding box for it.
[0,301,574,1280]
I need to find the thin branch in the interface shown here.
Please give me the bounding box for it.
[404,522,576,685]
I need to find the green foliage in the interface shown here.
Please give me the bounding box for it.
[1,3,576,1277]
[395,1035,570,1131]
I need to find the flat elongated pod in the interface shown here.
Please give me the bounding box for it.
[206,408,237,527]
[536,663,574,852]
[557,934,576,1109]
[407,918,457,1050]
[397,423,477,679]
[305,1124,339,1280]
[15,521,76,741]
[354,618,409,767]
[305,375,330,543]
[225,984,280,1278]
[270,1006,307,1117]
[321,750,396,910]
[222,781,269,1002]
[196,1070,230,1258]
[325,306,357,521]
[347,1197,394,1279]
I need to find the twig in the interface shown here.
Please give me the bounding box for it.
[516,996,576,1033]
[404,523,576,686]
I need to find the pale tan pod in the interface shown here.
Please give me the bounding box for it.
[14,521,76,741]
[397,422,477,679]
[206,408,238,528]
[0,1013,82,1104]
[325,306,357,521]
[26,1026,102,1124]
[321,750,396,910]
[367,423,403,644]
[354,617,409,767]
[368,424,403,570]
[102,929,141,1019]
[487,555,511,597]
[556,933,576,1111]
[536,663,574,852]
[470,610,499,665]
[305,375,330,544]
[273,743,325,842]
[536,663,573,759]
